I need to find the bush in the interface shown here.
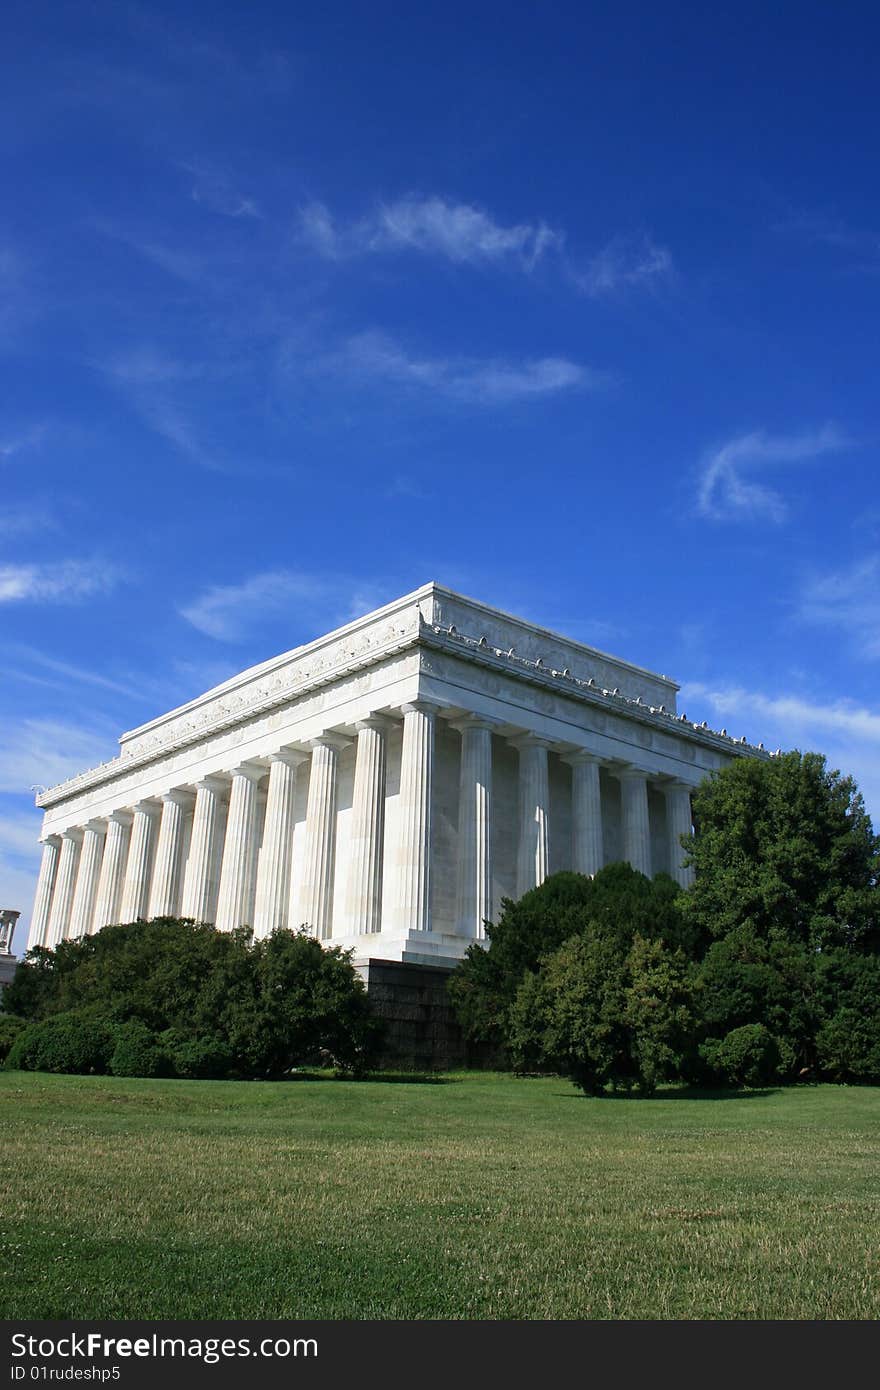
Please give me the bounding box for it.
[0,1013,27,1063]
[108,1020,169,1078]
[159,1030,235,1079]
[6,1009,115,1075]
[508,931,695,1095]
[701,1024,781,1088]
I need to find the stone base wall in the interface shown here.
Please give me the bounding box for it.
[364,958,497,1072]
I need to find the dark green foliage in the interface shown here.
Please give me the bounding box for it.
[683,751,879,953]
[159,1030,235,1080]
[3,919,380,1078]
[694,925,815,1078]
[109,1020,170,1079]
[448,864,687,1051]
[509,930,695,1094]
[812,951,880,1082]
[701,1024,781,1088]
[0,1013,27,1062]
[7,1008,115,1075]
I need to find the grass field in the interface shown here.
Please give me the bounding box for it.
[1,1070,878,1320]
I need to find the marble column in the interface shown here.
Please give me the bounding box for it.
[68,820,106,938]
[148,791,192,919]
[28,836,61,949]
[181,777,226,922]
[119,802,161,922]
[215,764,264,932]
[393,703,436,934]
[453,717,494,938]
[92,811,132,930]
[343,719,389,936]
[253,751,306,938]
[514,736,551,898]
[46,830,83,947]
[566,753,604,877]
[299,736,348,940]
[664,781,695,888]
[615,768,652,877]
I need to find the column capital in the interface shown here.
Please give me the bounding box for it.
[130,799,162,817]
[268,748,309,769]
[661,778,696,795]
[160,789,195,807]
[448,714,500,735]
[224,761,265,783]
[40,833,62,848]
[561,749,606,768]
[193,775,228,795]
[508,732,554,753]
[82,818,107,834]
[611,763,651,782]
[306,732,351,754]
[353,715,393,735]
[107,809,133,828]
[398,700,441,718]
[61,826,84,842]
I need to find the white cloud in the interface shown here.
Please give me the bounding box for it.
[182,163,261,220]
[0,719,116,795]
[0,559,122,604]
[680,680,880,824]
[0,502,58,537]
[696,424,849,523]
[323,330,598,405]
[798,554,880,660]
[571,234,674,296]
[0,423,47,459]
[300,195,562,270]
[179,570,391,643]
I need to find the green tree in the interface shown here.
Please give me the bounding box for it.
[683,751,879,953]
[508,929,695,1095]
[448,864,686,1051]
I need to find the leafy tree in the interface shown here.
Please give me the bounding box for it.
[700,1024,781,1088]
[449,865,686,1051]
[683,751,879,953]
[3,919,380,1078]
[508,930,695,1094]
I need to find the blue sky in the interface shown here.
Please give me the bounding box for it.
[2,1,880,946]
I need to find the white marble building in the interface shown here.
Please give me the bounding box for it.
[27,583,768,969]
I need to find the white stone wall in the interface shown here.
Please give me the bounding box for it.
[26,583,768,965]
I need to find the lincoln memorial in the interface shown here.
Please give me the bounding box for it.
[27,583,768,969]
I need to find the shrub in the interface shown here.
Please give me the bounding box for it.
[0,1013,27,1063]
[6,1009,115,1075]
[108,1020,169,1078]
[159,1030,235,1079]
[701,1024,781,1088]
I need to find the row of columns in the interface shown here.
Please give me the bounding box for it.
[29,704,695,950]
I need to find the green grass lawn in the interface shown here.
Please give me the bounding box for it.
[1,1070,878,1320]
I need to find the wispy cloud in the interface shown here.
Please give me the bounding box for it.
[681,679,880,822]
[0,502,58,538]
[299,194,673,296]
[776,209,880,274]
[0,718,116,794]
[696,424,849,523]
[798,554,880,661]
[180,162,261,220]
[0,423,47,459]
[179,570,394,643]
[0,559,123,605]
[300,195,562,270]
[319,330,600,405]
[570,234,674,297]
[5,644,145,700]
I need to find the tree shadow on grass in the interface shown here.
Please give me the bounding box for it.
[556,1085,782,1101]
[284,1070,456,1085]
